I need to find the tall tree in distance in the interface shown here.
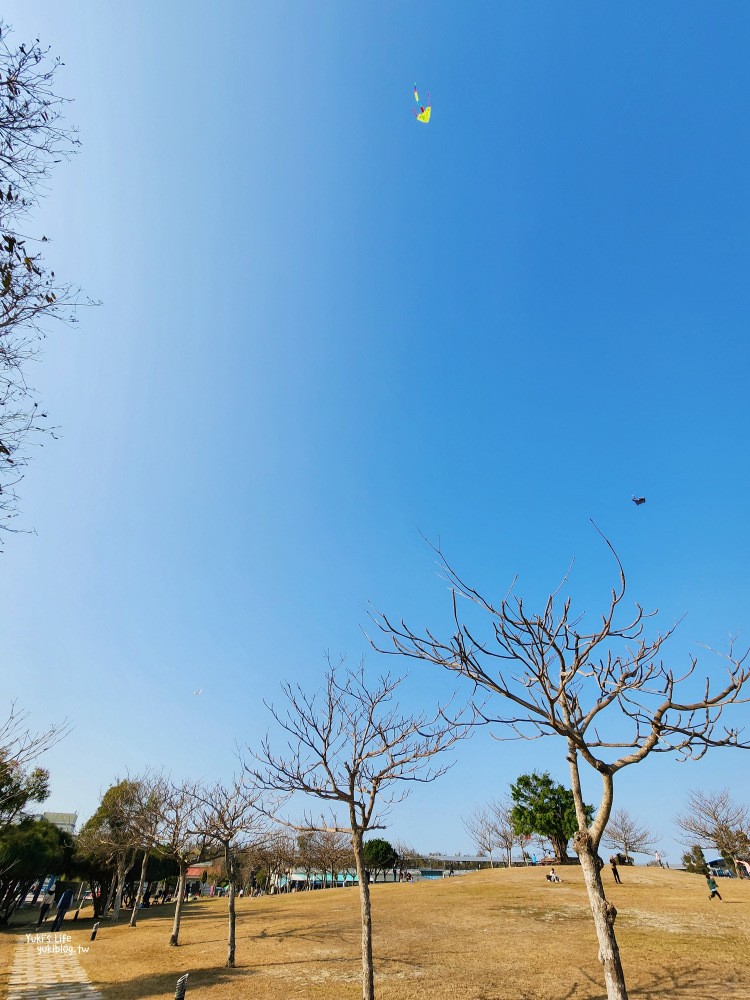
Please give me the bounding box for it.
[462,804,498,867]
[193,775,267,967]
[247,657,470,1000]
[159,780,208,948]
[603,809,657,863]
[509,772,589,864]
[675,789,749,874]
[373,530,750,1000]
[0,21,90,534]
[362,838,397,883]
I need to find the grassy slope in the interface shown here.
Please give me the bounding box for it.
[1,867,749,999]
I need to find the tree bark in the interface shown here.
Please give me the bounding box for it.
[129,851,150,928]
[169,864,187,946]
[225,844,236,968]
[568,745,628,1000]
[104,873,117,916]
[551,836,570,863]
[575,833,628,1000]
[352,830,375,1000]
[111,861,125,923]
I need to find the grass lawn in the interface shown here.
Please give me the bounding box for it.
[1,867,749,999]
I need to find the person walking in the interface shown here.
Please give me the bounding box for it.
[706,875,722,901]
[51,888,74,931]
[610,859,622,885]
[36,889,55,927]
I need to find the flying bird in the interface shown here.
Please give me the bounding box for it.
[193,689,202,696]
[631,496,646,506]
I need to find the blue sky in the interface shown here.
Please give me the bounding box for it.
[1,1,748,862]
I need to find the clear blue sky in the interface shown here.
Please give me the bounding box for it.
[1,1,748,861]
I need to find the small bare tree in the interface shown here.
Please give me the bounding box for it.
[489,799,516,867]
[246,657,470,1000]
[192,776,267,967]
[373,534,750,1000]
[603,809,657,862]
[462,805,497,867]
[127,774,166,928]
[676,789,749,872]
[313,829,354,887]
[158,780,208,947]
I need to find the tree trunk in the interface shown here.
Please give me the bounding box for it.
[104,873,117,916]
[567,743,628,1000]
[551,836,570,863]
[574,833,628,1000]
[225,844,236,968]
[129,850,150,928]
[111,861,125,923]
[352,831,375,1000]
[169,864,187,946]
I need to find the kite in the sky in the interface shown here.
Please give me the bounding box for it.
[631,496,646,506]
[193,688,203,696]
[412,83,431,123]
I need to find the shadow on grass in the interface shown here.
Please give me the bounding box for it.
[558,962,750,1000]
[90,965,256,1000]
[90,951,425,1000]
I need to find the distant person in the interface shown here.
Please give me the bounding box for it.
[546,868,560,883]
[610,860,622,885]
[449,866,455,877]
[655,851,663,868]
[37,889,54,927]
[706,875,722,901]
[51,888,74,932]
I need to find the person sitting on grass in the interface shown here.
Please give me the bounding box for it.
[546,868,561,883]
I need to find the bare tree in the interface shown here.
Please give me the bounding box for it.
[260,829,296,892]
[126,774,166,928]
[0,702,69,768]
[603,809,657,862]
[463,805,497,867]
[158,780,208,947]
[192,775,267,967]
[313,829,354,887]
[246,657,470,1000]
[0,21,93,533]
[489,799,516,868]
[392,838,419,871]
[372,533,750,1000]
[676,789,749,872]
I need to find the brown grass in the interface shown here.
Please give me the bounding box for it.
[1,867,749,999]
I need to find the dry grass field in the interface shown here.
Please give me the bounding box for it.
[1,867,749,999]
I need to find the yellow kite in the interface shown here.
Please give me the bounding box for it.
[412,83,431,123]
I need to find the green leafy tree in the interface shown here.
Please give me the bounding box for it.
[509,772,592,863]
[0,752,49,829]
[76,779,143,923]
[681,845,708,874]
[0,817,71,923]
[362,838,397,882]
